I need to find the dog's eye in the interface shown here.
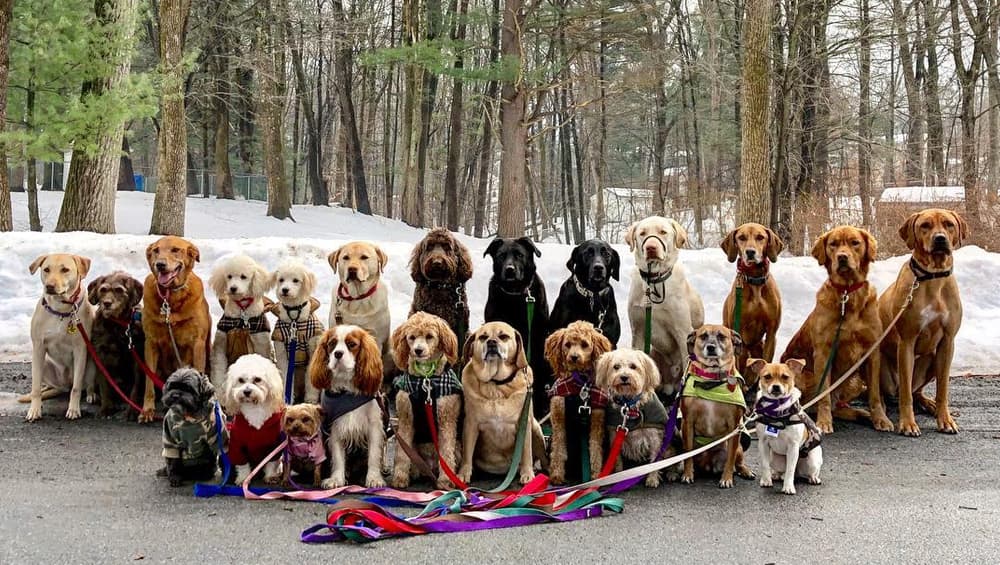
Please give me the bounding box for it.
[755,235,765,241]
[921,222,932,230]
[61,267,70,273]
[851,239,861,246]
[629,363,638,370]
[478,335,487,342]
[227,274,233,279]
[943,221,953,229]
[171,247,180,253]
[114,287,125,294]
[564,342,572,348]
[737,234,747,241]
[499,334,510,341]
[346,341,357,349]
[407,335,416,341]
[237,377,245,383]
[580,341,590,349]
[292,278,299,283]
[613,364,621,370]
[43,267,50,273]
[425,334,434,340]
[659,229,667,235]
[278,278,285,283]
[341,255,350,261]
[781,375,790,381]
[360,254,369,260]
[253,377,261,383]
[240,274,247,280]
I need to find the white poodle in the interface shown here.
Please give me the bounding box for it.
[221,353,286,484]
[268,259,324,403]
[209,254,275,387]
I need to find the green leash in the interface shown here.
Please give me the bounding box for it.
[813,297,847,398]
[525,292,536,363]
[579,409,592,482]
[485,383,533,493]
[643,303,652,354]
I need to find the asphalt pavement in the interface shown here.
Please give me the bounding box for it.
[1,362,998,564]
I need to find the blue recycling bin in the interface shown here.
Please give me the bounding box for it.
[134,174,145,192]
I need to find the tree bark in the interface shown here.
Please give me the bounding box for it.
[399,0,422,226]
[922,0,946,185]
[858,0,873,228]
[118,135,137,191]
[950,0,986,233]
[474,0,500,237]
[331,0,372,215]
[893,0,925,185]
[443,0,470,231]
[284,1,327,206]
[496,0,528,238]
[150,0,192,235]
[0,0,12,232]
[257,0,291,220]
[56,0,136,234]
[211,0,233,199]
[25,78,41,232]
[413,0,442,227]
[737,0,772,225]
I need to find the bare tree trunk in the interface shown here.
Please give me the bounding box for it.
[331,0,371,215]
[984,7,1000,196]
[949,0,985,233]
[893,0,925,185]
[25,79,41,231]
[283,1,327,206]
[922,0,946,185]
[257,0,291,220]
[497,0,527,238]
[858,0,873,228]
[443,0,470,231]
[118,135,137,191]
[400,0,422,226]
[237,67,255,174]
[214,62,234,200]
[737,0,772,225]
[0,0,13,232]
[413,0,442,227]
[150,0,192,235]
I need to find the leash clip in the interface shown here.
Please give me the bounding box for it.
[617,406,631,433]
[839,292,849,317]
[906,280,920,305]
[422,377,433,404]
[578,384,592,414]
[160,300,171,323]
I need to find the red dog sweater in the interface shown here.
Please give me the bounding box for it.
[227,410,284,466]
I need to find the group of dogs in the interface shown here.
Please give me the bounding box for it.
[23,208,966,497]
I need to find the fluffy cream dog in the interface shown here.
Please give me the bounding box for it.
[748,358,823,495]
[269,259,324,403]
[327,242,390,354]
[595,348,668,487]
[221,354,286,484]
[209,255,275,386]
[24,254,96,421]
[390,312,462,489]
[625,216,705,395]
[459,322,545,485]
[308,325,385,488]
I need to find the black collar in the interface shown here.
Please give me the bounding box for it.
[491,369,522,386]
[425,280,463,291]
[495,278,533,297]
[639,266,672,285]
[282,300,310,321]
[909,257,952,282]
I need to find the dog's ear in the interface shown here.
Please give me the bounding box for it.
[250,261,273,297]
[220,369,239,415]
[686,330,697,358]
[484,238,504,259]
[720,229,739,263]
[640,351,661,391]
[186,242,201,264]
[565,244,581,273]
[860,228,877,268]
[127,276,144,308]
[952,210,970,245]
[408,237,428,282]
[746,358,768,378]
[811,231,830,267]
[591,326,613,361]
[785,358,806,376]
[327,247,341,271]
[669,219,688,248]
[544,328,566,375]
[455,237,474,282]
[308,331,334,391]
[462,331,477,365]
[765,228,784,262]
[438,318,459,366]
[208,264,228,299]
[302,268,317,298]
[517,237,541,258]
[199,374,216,402]
[898,212,919,250]
[87,276,104,306]
[594,351,613,389]
[73,255,92,279]
[371,245,388,273]
[729,329,744,360]
[623,221,638,251]
[608,247,621,281]
[390,322,410,370]
[353,332,383,397]
[512,329,529,372]
[28,255,48,275]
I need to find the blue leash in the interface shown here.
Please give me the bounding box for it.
[284,338,296,404]
[213,400,232,485]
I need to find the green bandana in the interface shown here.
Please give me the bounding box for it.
[682,372,747,409]
[412,358,440,378]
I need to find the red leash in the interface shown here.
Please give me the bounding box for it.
[599,427,628,478]
[76,322,161,419]
[424,402,470,490]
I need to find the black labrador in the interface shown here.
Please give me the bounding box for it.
[483,237,551,417]
[549,239,621,345]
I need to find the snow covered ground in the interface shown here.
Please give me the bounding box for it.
[3,191,999,373]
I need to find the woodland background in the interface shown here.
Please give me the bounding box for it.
[0,0,998,255]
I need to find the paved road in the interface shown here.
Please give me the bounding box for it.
[1,362,998,564]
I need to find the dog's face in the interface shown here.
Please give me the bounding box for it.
[596,349,660,399]
[721,223,784,264]
[209,254,271,301]
[686,325,742,369]
[463,322,528,381]
[566,239,620,287]
[544,321,613,374]
[329,241,387,284]
[222,353,284,413]
[270,259,317,303]
[624,216,686,266]
[162,368,215,417]
[146,236,200,288]
[410,228,473,283]
[391,311,459,370]
[485,237,540,285]
[29,253,91,298]
[309,325,382,396]
[811,226,876,280]
[283,403,324,439]
[87,272,143,319]
[899,208,968,259]
[747,358,805,399]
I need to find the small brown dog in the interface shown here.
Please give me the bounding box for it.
[390,312,462,489]
[782,226,892,433]
[87,271,146,418]
[281,403,326,486]
[681,324,755,488]
[721,223,783,374]
[879,208,968,436]
[544,321,613,484]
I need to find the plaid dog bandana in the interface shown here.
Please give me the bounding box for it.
[393,367,463,401]
[547,371,609,409]
[217,313,271,334]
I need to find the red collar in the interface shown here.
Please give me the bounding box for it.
[690,362,731,380]
[736,257,769,276]
[234,296,255,310]
[338,282,379,302]
[828,280,867,295]
[61,283,83,306]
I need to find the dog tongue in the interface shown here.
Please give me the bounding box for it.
[158,270,177,286]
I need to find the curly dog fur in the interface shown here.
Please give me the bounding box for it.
[408,228,473,341]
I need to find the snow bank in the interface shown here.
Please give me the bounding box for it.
[4,191,999,373]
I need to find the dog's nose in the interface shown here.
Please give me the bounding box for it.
[705,345,717,356]
[281,287,290,296]
[333,350,344,360]
[569,353,580,362]
[228,285,238,294]
[155,260,167,271]
[486,339,498,349]
[745,249,756,259]
[414,347,425,357]
[348,266,358,275]
[242,388,253,397]
[837,254,849,265]
[933,233,948,246]
[102,300,113,308]
[619,375,629,383]
[45,284,56,294]
[770,385,782,395]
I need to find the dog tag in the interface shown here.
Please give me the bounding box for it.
[66,324,77,335]
[764,425,780,437]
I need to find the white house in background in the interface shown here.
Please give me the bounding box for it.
[590,187,656,239]
[879,185,965,203]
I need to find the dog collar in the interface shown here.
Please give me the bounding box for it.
[282,300,310,321]
[737,257,770,286]
[908,257,951,282]
[755,395,798,420]
[828,280,867,296]
[491,368,522,386]
[337,282,379,302]
[411,358,440,379]
[638,265,672,285]
[689,362,731,381]
[571,274,610,300]
[156,280,189,302]
[570,370,594,387]
[234,296,255,310]
[42,282,84,319]
[424,280,462,291]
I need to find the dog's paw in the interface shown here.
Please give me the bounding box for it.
[718,477,734,489]
[806,475,822,485]
[366,474,386,489]
[936,412,959,434]
[872,414,895,432]
[899,418,922,437]
[680,473,695,485]
[780,483,796,495]
[264,474,282,486]
[138,409,156,424]
[644,472,661,489]
[86,391,98,405]
[549,472,565,486]
[759,476,773,488]
[390,473,411,490]
[737,465,756,480]
[518,471,535,485]
[457,467,473,485]
[65,406,82,420]
[25,403,43,422]
[321,477,346,489]
[816,417,834,434]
